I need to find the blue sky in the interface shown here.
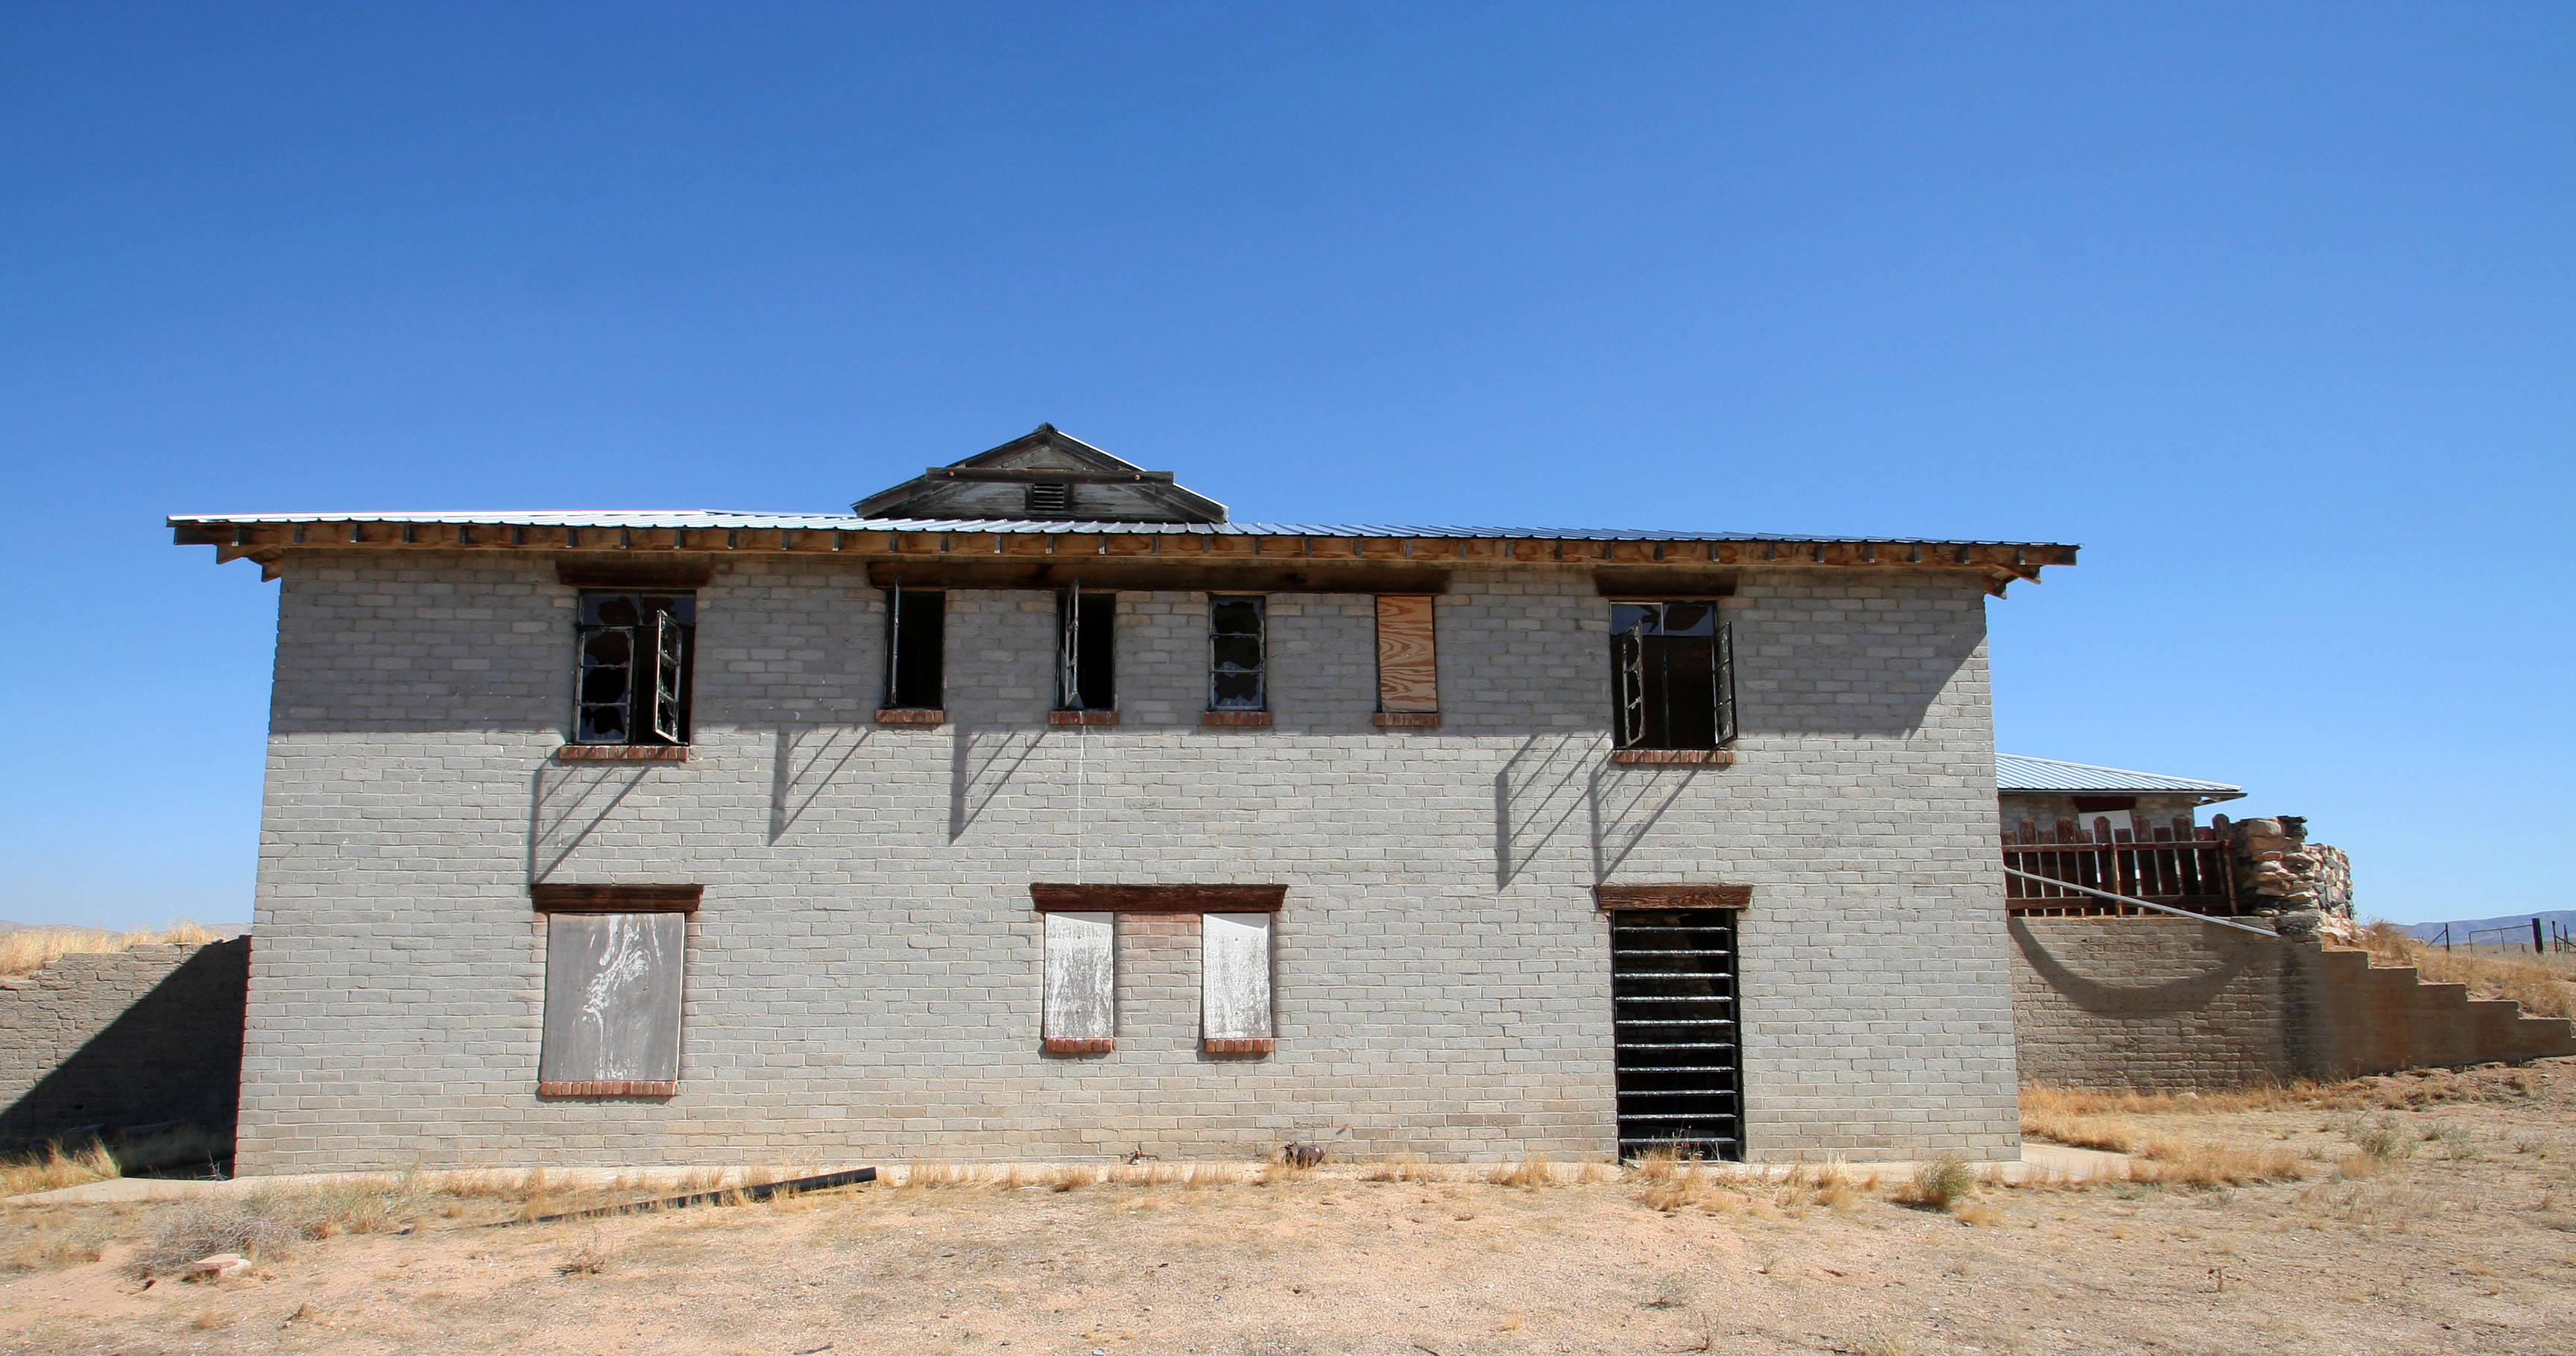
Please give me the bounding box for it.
[1,3,2566,927]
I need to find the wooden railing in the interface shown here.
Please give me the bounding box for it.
[2003,816,2238,918]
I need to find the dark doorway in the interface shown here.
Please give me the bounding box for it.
[1611,909,1742,1160]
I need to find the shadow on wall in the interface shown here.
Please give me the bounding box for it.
[771,726,873,844]
[1493,733,1703,888]
[528,762,656,880]
[0,938,249,1150]
[2007,917,2255,1015]
[951,728,1050,842]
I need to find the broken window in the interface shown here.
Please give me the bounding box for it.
[575,592,695,745]
[1611,602,1736,751]
[1208,595,1266,711]
[885,586,945,710]
[1041,911,1116,1053]
[538,910,687,1096]
[1055,589,1117,711]
[1374,594,1439,713]
[1200,912,1275,1054]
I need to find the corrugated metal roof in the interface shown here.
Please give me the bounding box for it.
[164,509,2060,546]
[1996,754,2244,799]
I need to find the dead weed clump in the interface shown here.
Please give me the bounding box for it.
[1894,1154,1977,1212]
[1486,1155,1556,1189]
[134,1196,305,1278]
[1360,1155,1448,1184]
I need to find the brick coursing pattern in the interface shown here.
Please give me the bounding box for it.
[0,939,248,1148]
[235,555,2021,1173]
[2009,916,2576,1088]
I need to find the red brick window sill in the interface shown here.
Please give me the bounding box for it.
[555,745,690,763]
[874,708,946,726]
[1202,710,1272,728]
[537,1080,678,1097]
[1609,748,1735,766]
[1043,1038,1115,1056]
[1203,1038,1275,1056]
[1372,712,1441,728]
[1049,710,1121,726]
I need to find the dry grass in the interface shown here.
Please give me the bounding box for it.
[2352,921,2576,1019]
[7,1217,112,1271]
[0,920,222,977]
[1358,1155,1448,1184]
[2129,1139,2305,1188]
[1486,1155,1555,1188]
[0,1141,119,1196]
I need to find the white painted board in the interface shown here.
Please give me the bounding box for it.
[1042,911,1116,1042]
[1201,912,1273,1041]
[539,912,686,1084]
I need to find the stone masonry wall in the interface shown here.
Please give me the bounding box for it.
[236,552,2019,1173]
[0,939,249,1148]
[2010,916,2575,1088]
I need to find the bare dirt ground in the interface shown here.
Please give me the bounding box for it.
[4,1060,2575,1356]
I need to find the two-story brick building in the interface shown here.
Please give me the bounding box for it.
[174,426,2076,1174]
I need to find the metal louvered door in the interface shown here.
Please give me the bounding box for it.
[1611,909,1741,1160]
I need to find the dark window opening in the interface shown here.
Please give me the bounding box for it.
[575,591,695,745]
[886,587,945,709]
[1611,602,1735,751]
[1209,595,1266,710]
[1026,482,1072,517]
[1057,590,1117,710]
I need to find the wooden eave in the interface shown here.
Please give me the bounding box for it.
[169,519,2077,594]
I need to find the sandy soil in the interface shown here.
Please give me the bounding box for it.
[3,1061,2574,1356]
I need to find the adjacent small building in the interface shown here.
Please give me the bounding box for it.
[173,426,2080,1174]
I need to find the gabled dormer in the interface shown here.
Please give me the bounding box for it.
[852,425,1228,523]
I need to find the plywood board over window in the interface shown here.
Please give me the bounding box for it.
[1043,911,1116,1054]
[538,912,686,1097]
[1374,594,1439,715]
[1202,912,1275,1055]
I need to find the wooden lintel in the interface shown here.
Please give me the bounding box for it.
[1030,883,1287,913]
[1593,883,1753,911]
[531,883,704,912]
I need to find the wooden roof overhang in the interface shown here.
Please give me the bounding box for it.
[169,517,2077,596]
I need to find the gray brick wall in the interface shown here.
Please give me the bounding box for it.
[237,554,2020,1172]
[0,939,248,1147]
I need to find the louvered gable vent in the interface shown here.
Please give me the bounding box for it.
[852,424,1228,524]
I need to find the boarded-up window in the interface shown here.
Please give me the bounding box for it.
[1043,911,1116,1053]
[538,912,686,1097]
[1374,594,1439,713]
[1201,912,1274,1054]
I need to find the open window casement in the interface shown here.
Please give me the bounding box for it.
[573,592,695,745]
[1201,912,1275,1054]
[648,612,686,744]
[1042,911,1116,1053]
[538,911,686,1096]
[1611,602,1736,751]
[1056,587,1115,711]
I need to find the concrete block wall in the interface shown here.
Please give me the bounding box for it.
[2010,916,2576,1088]
[0,939,249,1147]
[236,551,2021,1173]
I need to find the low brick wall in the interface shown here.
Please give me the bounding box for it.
[0,939,249,1148]
[2010,916,2575,1088]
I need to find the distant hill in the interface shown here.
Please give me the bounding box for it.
[2404,910,2576,944]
